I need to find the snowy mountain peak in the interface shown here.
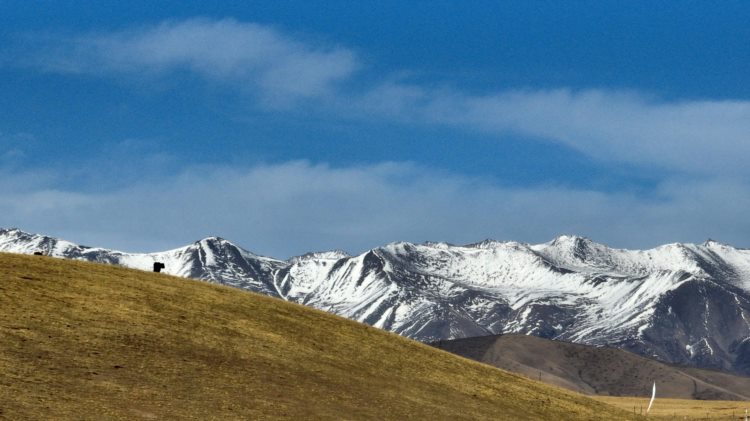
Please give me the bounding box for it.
[533,235,613,267]
[703,238,733,248]
[0,227,39,240]
[199,235,227,243]
[287,250,350,264]
[546,234,600,251]
[551,234,589,243]
[193,236,244,251]
[3,228,750,375]
[465,239,506,249]
[422,241,455,249]
[0,228,83,257]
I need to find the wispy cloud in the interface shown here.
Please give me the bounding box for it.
[32,18,358,104]
[356,84,750,176]
[7,19,750,254]
[19,19,750,176]
[2,161,748,257]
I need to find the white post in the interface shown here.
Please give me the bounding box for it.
[646,381,656,413]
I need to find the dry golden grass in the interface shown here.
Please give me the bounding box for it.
[594,396,750,420]
[0,252,639,420]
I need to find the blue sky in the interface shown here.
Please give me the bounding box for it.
[1,2,749,257]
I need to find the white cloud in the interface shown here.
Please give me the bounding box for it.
[2,161,749,257]
[9,20,750,254]
[37,18,358,103]
[356,84,750,176]
[22,19,750,176]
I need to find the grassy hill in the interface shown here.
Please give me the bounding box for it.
[0,253,636,420]
[594,396,750,420]
[433,334,750,400]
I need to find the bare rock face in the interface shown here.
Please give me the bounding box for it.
[3,228,750,375]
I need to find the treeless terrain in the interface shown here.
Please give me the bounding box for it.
[0,252,636,420]
[594,396,750,420]
[433,333,750,400]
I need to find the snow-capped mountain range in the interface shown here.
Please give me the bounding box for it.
[2,227,750,375]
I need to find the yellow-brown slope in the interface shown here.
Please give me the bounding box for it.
[0,253,635,420]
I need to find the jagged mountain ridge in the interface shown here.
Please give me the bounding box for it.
[2,227,750,375]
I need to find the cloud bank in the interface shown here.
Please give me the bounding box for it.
[5,19,750,254]
[2,161,748,257]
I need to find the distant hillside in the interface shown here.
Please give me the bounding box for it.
[0,253,635,420]
[432,334,750,401]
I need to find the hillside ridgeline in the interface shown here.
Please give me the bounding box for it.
[0,253,635,420]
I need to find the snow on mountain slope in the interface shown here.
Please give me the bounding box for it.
[0,228,285,296]
[2,227,750,375]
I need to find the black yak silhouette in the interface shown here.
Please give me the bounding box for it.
[153,262,165,273]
